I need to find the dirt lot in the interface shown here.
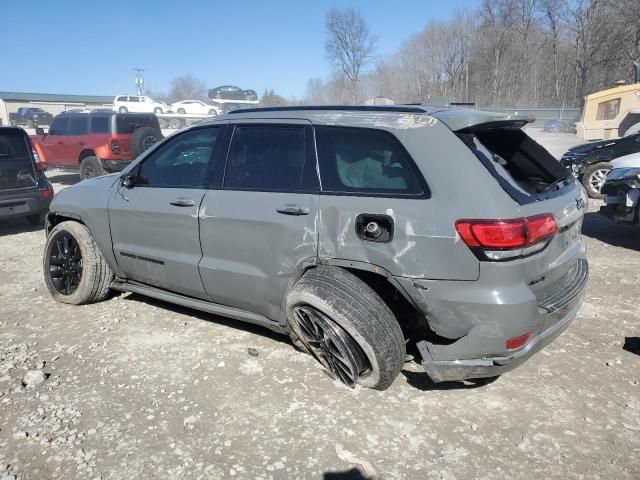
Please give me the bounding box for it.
[1,132,640,480]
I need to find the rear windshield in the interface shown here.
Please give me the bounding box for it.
[116,114,158,134]
[0,131,36,190]
[457,128,568,203]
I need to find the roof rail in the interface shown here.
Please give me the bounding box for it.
[227,105,427,114]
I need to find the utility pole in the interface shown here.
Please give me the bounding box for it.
[133,68,145,96]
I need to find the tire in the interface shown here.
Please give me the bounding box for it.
[79,156,106,180]
[287,266,405,390]
[130,126,162,157]
[582,162,610,199]
[169,118,183,129]
[158,118,169,129]
[154,107,162,114]
[119,106,128,113]
[623,123,640,137]
[43,221,113,305]
[208,109,217,116]
[177,108,186,114]
[26,212,45,226]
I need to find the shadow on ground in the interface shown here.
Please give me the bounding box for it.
[582,211,640,251]
[120,292,291,347]
[401,369,498,391]
[324,468,372,480]
[46,171,80,186]
[0,218,44,238]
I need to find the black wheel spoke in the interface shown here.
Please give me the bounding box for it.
[47,232,83,296]
[294,305,369,388]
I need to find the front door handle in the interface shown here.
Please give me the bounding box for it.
[276,205,309,216]
[170,198,195,207]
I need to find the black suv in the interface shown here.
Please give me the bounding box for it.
[0,127,53,224]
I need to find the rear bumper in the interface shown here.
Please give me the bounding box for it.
[0,191,51,219]
[417,289,585,382]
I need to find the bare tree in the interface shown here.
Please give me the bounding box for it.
[325,8,377,104]
[168,75,207,100]
[259,89,288,107]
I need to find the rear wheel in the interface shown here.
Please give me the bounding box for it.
[287,267,405,390]
[119,106,128,113]
[79,156,106,180]
[177,108,186,114]
[43,221,113,305]
[582,162,610,199]
[208,109,217,116]
[154,107,162,114]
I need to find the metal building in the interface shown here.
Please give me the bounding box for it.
[0,92,113,125]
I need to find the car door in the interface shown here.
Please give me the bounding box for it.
[108,125,226,299]
[39,116,69,166]
[60,115,88,166]
[198,121,319,321]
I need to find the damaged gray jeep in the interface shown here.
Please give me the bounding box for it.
[42,105,588,390]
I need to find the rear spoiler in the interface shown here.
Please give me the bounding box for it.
[430,109,535,132]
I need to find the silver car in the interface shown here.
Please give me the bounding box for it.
[42,106,588,390]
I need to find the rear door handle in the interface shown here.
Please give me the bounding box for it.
[276,205,309,216]
[170,198,195,207]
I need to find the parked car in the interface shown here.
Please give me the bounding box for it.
[41,105,587,390]
[113,95,171,114]
[543,119,576,133]
[560,131,640,198]
[208,85,257,101]
[31,111,163,180]
[9,107,53,128]
[170,100,220,116]
[599,152,640,226]
[0,126,53,224]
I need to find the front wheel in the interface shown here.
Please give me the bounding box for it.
[154,107,162,114]
[43,221,113,305]
[287,267,405,390]
[119,106,128,113]
[208,109,217,116]
[582,162,610,199]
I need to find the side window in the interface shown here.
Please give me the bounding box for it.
[596,98,621,120]
[224,125,316,192]
[90,116,110,133]
[129,97,139,103]
[136,127,220,188]
[49,117,68,136]
[67,116,88,135]
[315,126,425,196]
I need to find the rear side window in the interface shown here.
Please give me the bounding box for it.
[67,116,88,135]
[224,125,317,192]
[315,126,425,196]
[90,117,110,133]
[116,115,158,134]
[457,128,568,202]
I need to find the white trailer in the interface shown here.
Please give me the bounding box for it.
[156,98,260,129]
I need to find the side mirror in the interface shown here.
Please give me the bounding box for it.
[35,127,45,136]
[121,174,135,189]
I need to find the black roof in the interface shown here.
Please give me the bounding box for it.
[227,105,428,115]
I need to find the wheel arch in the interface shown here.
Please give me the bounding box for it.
[78,148,98,164]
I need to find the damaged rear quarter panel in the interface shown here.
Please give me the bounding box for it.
[317,119,519,281]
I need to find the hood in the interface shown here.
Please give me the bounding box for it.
[567,138,620,154]
[610,152,640,169]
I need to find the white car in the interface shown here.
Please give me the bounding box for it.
[113,95,171,114]
[170,100,219,116]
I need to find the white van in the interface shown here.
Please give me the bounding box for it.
[113,95,170,114]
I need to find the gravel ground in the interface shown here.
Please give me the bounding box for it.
[1,132,639,480]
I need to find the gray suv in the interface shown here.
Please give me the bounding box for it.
[42,106,588,390]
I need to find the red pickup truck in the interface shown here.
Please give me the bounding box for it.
[32,111,162,180]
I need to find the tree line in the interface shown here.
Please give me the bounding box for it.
[309,0,640,108]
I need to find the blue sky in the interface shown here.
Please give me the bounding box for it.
[2,0,476,99]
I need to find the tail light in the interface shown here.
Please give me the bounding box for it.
[40,186,54,199]
[506,331,533,350]
[27,136,45,172]
[110,140,121,154]
[455,214,558,261]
